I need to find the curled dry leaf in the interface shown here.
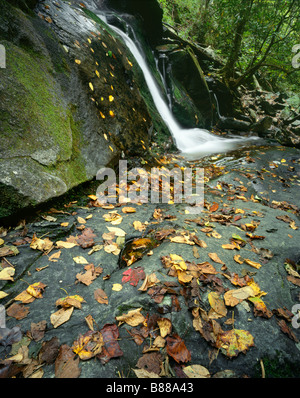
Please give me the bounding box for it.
[157,318,172,338]
[72,330,104,360]
[116,308,145,327]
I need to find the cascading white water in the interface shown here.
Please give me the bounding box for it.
[99,14,259,159]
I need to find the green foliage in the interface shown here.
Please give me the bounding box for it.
[158,0,300,92]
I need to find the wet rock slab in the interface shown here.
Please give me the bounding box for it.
[0,144,300,379]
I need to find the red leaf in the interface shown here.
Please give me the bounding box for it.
[122,267,145,287]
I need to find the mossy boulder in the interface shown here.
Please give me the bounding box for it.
[0,0,158,219]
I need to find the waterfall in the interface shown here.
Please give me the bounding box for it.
[98,13,259,159]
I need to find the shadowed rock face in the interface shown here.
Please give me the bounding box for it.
[104,0,163,46]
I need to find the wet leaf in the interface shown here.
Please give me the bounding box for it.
[77,228,96,249]
[244,258,262,269]
[138,273,160,291]
[30,235,53,252]
[97,323,123,364]
[73,256,89,264]
[166,334,191,363]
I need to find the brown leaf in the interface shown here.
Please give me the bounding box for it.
[77,228,96,249]
[30,320,47,342]
[137,352,163,375]
[39,337,60,364]
[166,334,191,363]
[94,288,108,305]
[7,303,29,320]
[97,323,123,364]
[208,253,224,264]
[55,344,81,378]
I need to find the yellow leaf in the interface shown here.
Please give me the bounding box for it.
[244,258,262,269]
[112,283,123,291]
[183,365,210,378]
[0,267,15,281]
[77,216,86,224]
[75,59,81,64]
[109,95,114,102]
[157,318,172,337]
[116,308,145,327]
[56,241,78,249]
[0,291,8,299]
[73,256,89,264]
[51,307,74,328]
[89,82,94,91]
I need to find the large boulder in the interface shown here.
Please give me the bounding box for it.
[0,0,157,219]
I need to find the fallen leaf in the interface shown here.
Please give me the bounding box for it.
[7,303,29,320]
[97,323,123,364]
[0,267,15,281]
[49,250,61,262]
[55,344,81,378]
[26,282,47,299]
[106,227,126,237]
[112,283,123,291]
[50,307,74,328]
[138,273,160,291]
[216,329,255,357]
[122,207,136,213]
[157,318,172,338]
[56,295,85,309]
[122,267,145,287]
[133,220,146,231]
[133,369,160,378]
[94,289,108,305]
[234,254,244,264]
[208,253,224,265]
[72,330,104,360]
[73,256,89,265]
[208,292,227,318]
[244,258,262,269]
[116,308,145,327]
[56,241,78,249]
[183,364,210,378]
[166,334,191,363]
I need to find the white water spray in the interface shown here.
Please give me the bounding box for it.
[99,14,259,159]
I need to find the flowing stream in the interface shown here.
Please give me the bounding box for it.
[99,13,259,159]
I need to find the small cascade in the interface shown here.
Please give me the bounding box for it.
[99,13,259,159]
